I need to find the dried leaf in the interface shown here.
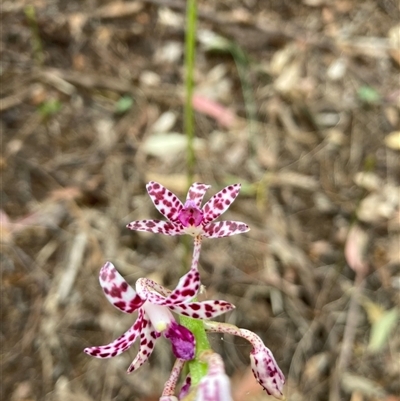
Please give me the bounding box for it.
[353,172,382,191]
[151,111,177,133]
[369,308,398,352]
[341,373,387,398]
[384,131,400,150]
[361,298,385,324]
[198,29,232,53]
[357,186,399,223]
[94,1,144,19]
[274,61,301,94]
[142,133,205,160]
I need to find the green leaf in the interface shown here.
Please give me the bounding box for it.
[38,99,62,117]
[368,308,398,352]
[357,86,381,104]
[115,95,133,114]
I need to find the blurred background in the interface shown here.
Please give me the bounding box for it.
[1,0,399,400]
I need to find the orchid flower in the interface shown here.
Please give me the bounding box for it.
[127,181,249,238]
[84,262,235,373]
[204,322,285,399]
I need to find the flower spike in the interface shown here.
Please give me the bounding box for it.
[127,181,249,238]
[84,262,235,372]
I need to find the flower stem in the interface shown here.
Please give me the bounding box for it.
[180,236,210,385]
[179,316,209,384]
[184,0,197,185]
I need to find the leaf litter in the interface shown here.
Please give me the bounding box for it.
[1,1,399,400]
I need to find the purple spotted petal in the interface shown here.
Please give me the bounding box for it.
[126,219,184,236]
[202,184,242,224]
[136,278,168,305]
[99,262,145,313]
[84,314,143,358]
[146,181,184,223]
[165,265,200,304]
[136,278,172,303]
[169,300,235,320]
[203,221,249,238]
[136,268,200,307]
[127,310,160,373]
[137,241,201,306]
[163,321,195,360]
[250,345,285,399]
[186,182,211,208]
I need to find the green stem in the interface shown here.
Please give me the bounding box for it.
[184,0,197,185]
[179,317,209,384]
[180,236,210,386]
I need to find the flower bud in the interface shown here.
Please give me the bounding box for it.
[194,351,233,401]
[250,345,285,399]
[204,323,285,399]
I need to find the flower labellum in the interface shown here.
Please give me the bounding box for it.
[164,321,195,361]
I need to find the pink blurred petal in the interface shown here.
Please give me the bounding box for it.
[193,95,237,128]
[345,225,369,277]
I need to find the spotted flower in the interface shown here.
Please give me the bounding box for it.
[127,181,249,238]
[84,262,235,373]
